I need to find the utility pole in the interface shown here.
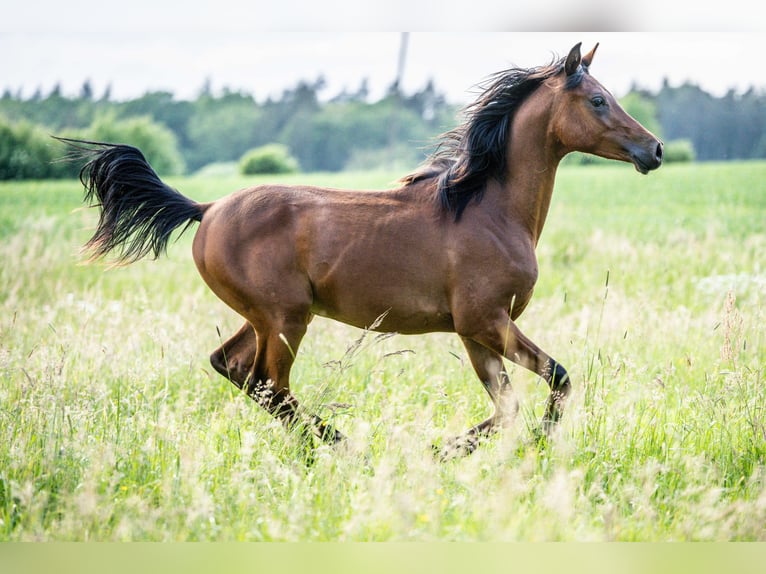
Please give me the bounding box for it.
[388,32,410,167]
[395,32,409,91]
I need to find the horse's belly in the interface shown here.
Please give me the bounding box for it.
[313,307,455,335]
[309,283,454,334]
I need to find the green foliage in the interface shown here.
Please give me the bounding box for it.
[239,144,299,175]
[186,91,262,171]
[619,91,662,138]
[4,73,766,179]
[85,113,186,175]
[0,107,186,179]
[663,139,696,163]
[0,116,76,180]
[281,98,439,172]
[657,82,766,160]
[0,79,457,178]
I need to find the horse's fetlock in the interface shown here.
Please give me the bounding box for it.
[548,360,570,391]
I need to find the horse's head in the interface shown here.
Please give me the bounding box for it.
[549,43,663,174]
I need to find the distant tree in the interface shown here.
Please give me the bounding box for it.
[185,91,261,171]
[632,82,766,161]
[620,92,662,139]
[355,78,370,102]
[753,132,766,159]
[721,88,765,159]
[282,97,434,172]
[403,79,447,123]
[198,77,213,99]
[86,113,186,175]
[119,91,194,150]
[5,68,766,180]
[0,116,77,179]
[80,80,94,101]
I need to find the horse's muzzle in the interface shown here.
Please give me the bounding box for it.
[631,140,663,174]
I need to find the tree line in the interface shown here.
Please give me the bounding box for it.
[1,75,765,180]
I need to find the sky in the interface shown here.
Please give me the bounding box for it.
[2,2,763,105]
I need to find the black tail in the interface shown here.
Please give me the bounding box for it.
[57,138,203,264]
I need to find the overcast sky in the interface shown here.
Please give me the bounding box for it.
[2,2,763,104]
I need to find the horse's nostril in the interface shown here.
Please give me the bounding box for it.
[655,142,664,161]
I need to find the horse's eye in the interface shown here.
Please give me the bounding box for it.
[591,95,606,108]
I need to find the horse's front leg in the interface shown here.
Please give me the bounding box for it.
[437,337,518,460]
[458,311,571,447]
[489,316,571,435]
[538,356,571,434]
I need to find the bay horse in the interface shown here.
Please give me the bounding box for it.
[60,42,662,459]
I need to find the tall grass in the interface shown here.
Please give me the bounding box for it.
[0,163,764,540]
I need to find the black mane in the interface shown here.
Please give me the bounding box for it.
[403,54,583,220]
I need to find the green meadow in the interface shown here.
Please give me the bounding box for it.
[0,161,764,540]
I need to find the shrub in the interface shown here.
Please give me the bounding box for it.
[663,139,696,163]
[0,116,78,180]
[0,112,186,180]
[86,113,186,175]
[239,144,299,175]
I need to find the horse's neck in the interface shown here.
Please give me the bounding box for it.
[501,96,563,246]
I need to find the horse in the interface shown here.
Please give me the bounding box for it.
[59,42,662,459]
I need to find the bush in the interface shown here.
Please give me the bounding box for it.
[86,113,186,175]
[281,99,434,172]
[0,116,78,180]
[239,144,299,175]
[663,139,696,163]
[0,113,187,180]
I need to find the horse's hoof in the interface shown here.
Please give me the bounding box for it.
[433,435,479,462]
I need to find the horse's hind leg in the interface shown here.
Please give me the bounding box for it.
[254,319,346,445]
[211,320,344,445]
[438,337,519,460]
[210,322,257,389]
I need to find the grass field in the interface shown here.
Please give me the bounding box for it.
[0,161,764,541]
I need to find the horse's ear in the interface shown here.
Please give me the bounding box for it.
[582,43,599,68]
[565,42,582,76]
